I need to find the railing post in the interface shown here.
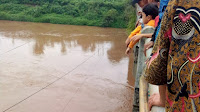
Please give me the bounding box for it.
[133,34,146,107]
[133,27,155,110]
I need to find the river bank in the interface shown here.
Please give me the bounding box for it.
[0,0,136,29]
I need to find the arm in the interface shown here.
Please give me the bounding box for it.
[137,33,153,38]
[159,85,166,105]
[144,41,154,56]
[128,25,142,39]
[125,26,142,47]
[128,33,153,49]
[125,37,131,47]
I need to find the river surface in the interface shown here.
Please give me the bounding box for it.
[0,20,135,112]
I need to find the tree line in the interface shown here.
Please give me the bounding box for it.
[0,0,136,29]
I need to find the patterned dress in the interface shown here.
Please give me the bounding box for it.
[145,0,200,111]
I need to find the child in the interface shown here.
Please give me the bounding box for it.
[132,0,159,27]
[125,3,158,55]
[144,0,169,56]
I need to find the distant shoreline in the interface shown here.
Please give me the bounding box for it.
[0,0,136,29]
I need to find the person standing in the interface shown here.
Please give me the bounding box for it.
[145,0,200,111]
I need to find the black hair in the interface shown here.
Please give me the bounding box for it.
[142,3,159,19]
[131,0,141,7]
[155,0,160,2]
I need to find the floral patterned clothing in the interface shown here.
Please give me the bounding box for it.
[145,0,200,111]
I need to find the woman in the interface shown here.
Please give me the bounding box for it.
[145,0,200,111]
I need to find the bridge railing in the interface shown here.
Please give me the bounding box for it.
[132,6,165,111]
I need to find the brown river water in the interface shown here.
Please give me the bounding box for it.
[0,20,135,112]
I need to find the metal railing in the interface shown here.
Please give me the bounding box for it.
[132,20,165,112]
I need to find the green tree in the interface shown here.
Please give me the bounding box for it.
[101,9,118,27]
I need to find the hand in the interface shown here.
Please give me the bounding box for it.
[137,11,142,16]
[144,41,154,56]
[145,57,150,64]
[148,93,165,112]
[135,20,142,27]
[125,47,131,55]
[130,35,142,43]
[125,38,131,47]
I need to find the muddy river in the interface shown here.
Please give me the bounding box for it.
[0,20,135,112]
